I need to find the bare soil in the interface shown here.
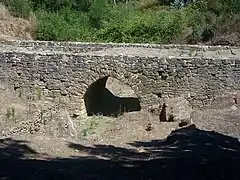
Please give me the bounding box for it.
[0,78,240,180]
[2,106,240,160]
[0,107,240,180]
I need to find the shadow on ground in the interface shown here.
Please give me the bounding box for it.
[0,125,240,180]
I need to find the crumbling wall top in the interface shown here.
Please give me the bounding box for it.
[0,40,240,58]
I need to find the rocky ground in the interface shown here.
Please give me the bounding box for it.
[0,77,240,180]
[0,108,240,180]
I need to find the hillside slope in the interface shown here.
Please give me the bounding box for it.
[0,4,35,41]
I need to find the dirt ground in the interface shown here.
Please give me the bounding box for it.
[0,78,180,158]
[1,107,239,160]
[0,108,240,180]
[0,77,240,180]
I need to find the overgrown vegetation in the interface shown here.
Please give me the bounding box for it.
[1,0,240,44]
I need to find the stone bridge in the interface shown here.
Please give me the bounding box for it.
[0,40,240,117]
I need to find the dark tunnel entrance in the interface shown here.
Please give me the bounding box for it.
[84,76,141,117]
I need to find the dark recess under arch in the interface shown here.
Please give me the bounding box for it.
[84,76,141,117]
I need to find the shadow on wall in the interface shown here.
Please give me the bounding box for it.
[84,76,141,117]
[1,125,240,180]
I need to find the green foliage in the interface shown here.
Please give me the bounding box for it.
[36,8,94,41]
[82,117,99,136]
[88,0,110,29]
[181,0,240,43]
[97,9,184,43]
[31,0,80,11]
[3,0,240,44]
[182,5,209,42]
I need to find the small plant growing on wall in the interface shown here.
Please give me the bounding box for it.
[6,107,16,122]
[188,49,194,56]
[35,87,42,100]
[18,88,23,99]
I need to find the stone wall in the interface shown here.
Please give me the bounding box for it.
[0,40,240,117]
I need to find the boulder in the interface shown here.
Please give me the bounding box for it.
[159,96,193,122]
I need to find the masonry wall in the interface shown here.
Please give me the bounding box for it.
[0,40,240,116]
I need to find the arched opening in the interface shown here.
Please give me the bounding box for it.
[84,76,141,117]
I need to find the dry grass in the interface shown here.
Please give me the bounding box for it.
[0,3,36,41]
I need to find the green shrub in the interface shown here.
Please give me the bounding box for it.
[36,8,94,41]
[181,0,240,43]
[3,0,240,44]
[88,0,110,29]
[31,0,91,11]
[97,9,184,43]
[31,0,73,11]
[95,5,138,42]
[183,5,209,42]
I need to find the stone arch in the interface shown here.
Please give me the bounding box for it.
[83,75,142,117]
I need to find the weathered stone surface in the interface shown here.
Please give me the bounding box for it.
[165,96,193,122]
[204,92,240,109]
[0,40,240,116]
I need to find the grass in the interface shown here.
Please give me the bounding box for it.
[82,118,99,136]
[81,115,112,137]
